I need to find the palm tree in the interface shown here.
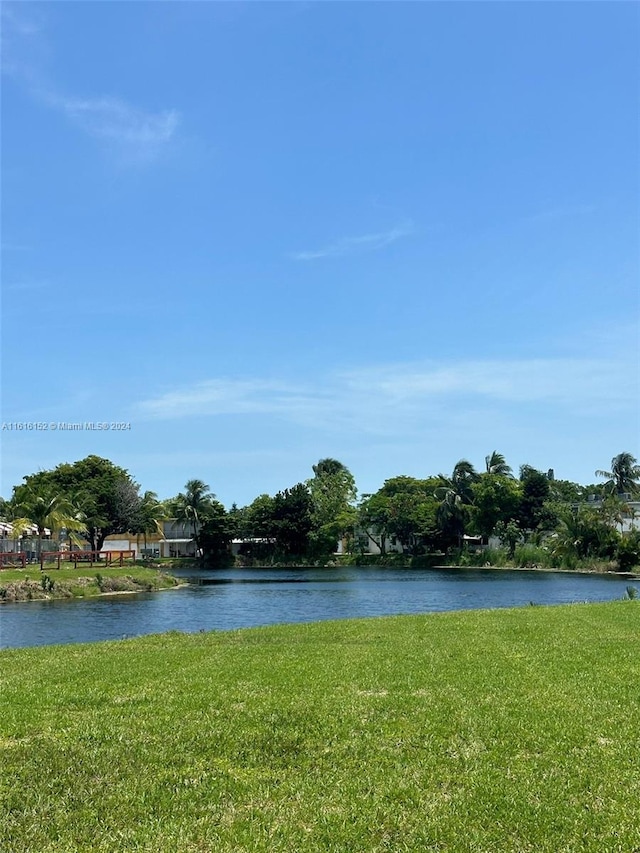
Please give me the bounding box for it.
[551,507,588,563]
[552,505,619,564]
[596,452,640,497]
[133,491,166,556]
[434,460,479,547]
[436,460,478,504]
[485,450,513,478]
[12,487,86,559]
[173,479,214,554]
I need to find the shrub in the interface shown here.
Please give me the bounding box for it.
[513,544,552,568]
[616,532,640,573]
[479,547,510,567]
[40,574,55,593]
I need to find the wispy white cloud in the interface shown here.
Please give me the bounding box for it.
[44,93,179,157]
[289,220,414,261]
[1,5,41,37]
[135,356,634,435]
[137,379,311,420]
[1,242,32,253]
[341,359,626,405]
[2,6,180,164]
[527,204,596,223]
[1,4,45,78]
[4,278,51,293]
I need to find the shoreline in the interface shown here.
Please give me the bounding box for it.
[432,564,639,578]
[186,562,639,579]
[96,582,191,598]
[0,570,184,604]
[1,565,637,606]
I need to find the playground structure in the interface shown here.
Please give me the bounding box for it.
[38,550,136,570]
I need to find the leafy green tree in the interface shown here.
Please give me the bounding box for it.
[13,456,141,553]
[307,458,357,554]
[358,492,392,555]
[580,483,609,501]
[470,475,522,539]
[386,492,428,554]
[548,479,586,504]
[239,485,313,556]
[227,503,242,536]
[0,497,10,520]
[270,483,313,555]
[596,452,640,497]
[199,501,235,564]
[517,466,557,536]
[242,494,277,539]
[377,477,441,554]
[494,519,521,558]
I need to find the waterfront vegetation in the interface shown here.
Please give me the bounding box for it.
[1,601,639,852]
[0,565,180,602]
[1,451,639,574]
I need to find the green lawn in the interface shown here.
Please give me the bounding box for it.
[0,565,180,601]
[1,602,639,852]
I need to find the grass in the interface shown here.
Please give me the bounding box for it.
[1,602,639,852]
[0,565,180,601]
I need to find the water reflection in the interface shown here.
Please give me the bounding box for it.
[0,567,633,649]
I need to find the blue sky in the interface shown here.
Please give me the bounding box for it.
[2,1,638,506]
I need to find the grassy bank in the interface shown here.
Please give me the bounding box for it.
[2,602,639,852]
[0,565,181,602]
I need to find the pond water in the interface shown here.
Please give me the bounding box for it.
[0,566,635,650]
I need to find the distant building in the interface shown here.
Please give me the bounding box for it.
[103,519,198,558]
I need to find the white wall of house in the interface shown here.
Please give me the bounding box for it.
[163,520,195,539]
[620,502,640,533]
[338,529,404,556]
[160,539,196,558]
[583,499,640,533]
[103,538,138,555]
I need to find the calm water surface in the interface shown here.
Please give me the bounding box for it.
[0,567,634,649]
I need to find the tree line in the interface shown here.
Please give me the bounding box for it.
[1,452,639,570]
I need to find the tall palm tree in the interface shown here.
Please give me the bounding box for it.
[485,450,513,478]
[12,487,86,559]
[436,460,479,505]
[596,452,640,497]
[435,460,479,545]
[173,479,214,553]
[134,491,166,555]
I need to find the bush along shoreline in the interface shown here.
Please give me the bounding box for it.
[0,567,181,603]
[199,550,638,574]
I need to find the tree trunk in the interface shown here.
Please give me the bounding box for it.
[96,531,107,556]
[366,530,386,555]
